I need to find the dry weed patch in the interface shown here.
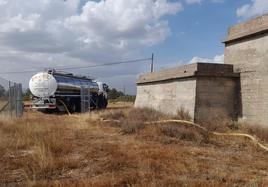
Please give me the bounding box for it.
[0,109,267,186]
[100,109,125,121]
[159,125,205,143]
[241,124,268,142]
[176,106,192,121]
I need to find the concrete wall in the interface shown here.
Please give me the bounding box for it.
[135,78,197,118]
[225,33,268,73]
[238,72,268,125]
[224,13,268,44]
[135,63,239,122]
[224,14,268,126]
[195,77,239,122]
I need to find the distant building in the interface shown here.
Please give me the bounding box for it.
[135,14,268,126]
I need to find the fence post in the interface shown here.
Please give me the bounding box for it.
[15,83,23,117]
[15,83,17,117]
[8,81,12,118]
[88,86,91,114]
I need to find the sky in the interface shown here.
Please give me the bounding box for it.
[0,0,268,94]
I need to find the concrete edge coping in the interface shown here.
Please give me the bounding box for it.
[137,63,239,85]
[223,27,268,44]
[223,13,268,44]
[137,73,240,85]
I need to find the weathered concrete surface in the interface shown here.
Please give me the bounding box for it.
[224,13,268,44]
[195,77,239,122]
[135,63,239,122]
[137,63,237,84]
[224,14,268,126]
[135,78,197,118]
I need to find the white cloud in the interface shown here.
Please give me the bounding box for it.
[186,0,202,5]
[189,54,224,64]
[237,0,268,19]
[66,0,182,49]
[0,0,182,94]
[185,0,224,5]
[0,14,41,32]
[0,0,7,6]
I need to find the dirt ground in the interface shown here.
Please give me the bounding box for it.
[0,104,268,187]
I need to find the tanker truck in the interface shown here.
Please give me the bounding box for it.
[25,69,108,113]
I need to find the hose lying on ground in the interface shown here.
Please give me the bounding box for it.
[101,119,268,152]
[212,132,268,152]
[58,100,71,116]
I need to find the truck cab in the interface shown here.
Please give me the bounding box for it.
[96,82,109,109]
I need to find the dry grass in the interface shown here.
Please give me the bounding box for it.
[199,119,268,143]
[176,106,192,121]
[240,124,268,142]
[0,108,268,187]
[159,125,206,143]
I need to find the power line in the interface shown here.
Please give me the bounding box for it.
[0,69,41,75]
[57,57,152,71]
[0,57,152,75]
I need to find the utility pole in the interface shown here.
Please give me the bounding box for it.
[151,53,154,73]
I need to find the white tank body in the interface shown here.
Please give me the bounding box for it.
[29,72,58,98]
[29,71,99,98]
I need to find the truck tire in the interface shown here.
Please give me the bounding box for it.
[68,99,80,113]
[103,98,108,109]
[97,95,108,109]
[69,102,76,113]
[97,95,104,109]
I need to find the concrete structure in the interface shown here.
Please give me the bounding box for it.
[135,63,239,122]
[135,13,268,125]
[224,13,268,126]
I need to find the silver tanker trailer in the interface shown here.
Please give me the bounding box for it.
[26,69,108,113]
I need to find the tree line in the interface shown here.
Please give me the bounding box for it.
[107,88,136,102]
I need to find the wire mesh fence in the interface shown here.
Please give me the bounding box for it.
[80,86,91,113]
[0,77,23,118]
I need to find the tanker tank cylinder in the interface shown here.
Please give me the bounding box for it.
[29,72,58,98]
[30,71,99,98]
[28,70,108,111]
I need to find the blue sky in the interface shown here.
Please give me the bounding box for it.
[0,0,267,94]
[146,0,254,67]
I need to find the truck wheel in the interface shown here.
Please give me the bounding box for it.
[68,100,77,113]
[103,98,108,109]
[71,103,76,113]
[75,100,81,112]
[98,96,107,109]
[98,96,105,109]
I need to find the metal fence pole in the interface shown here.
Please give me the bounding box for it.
[15,83,17,117]
[8,81,12,118]
[19,83,23,117]
[88,86,91,113]
[15,83,23,117]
